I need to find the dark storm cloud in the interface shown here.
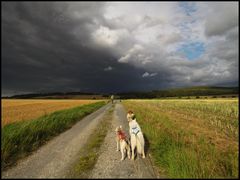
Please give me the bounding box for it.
[1,2,146,95]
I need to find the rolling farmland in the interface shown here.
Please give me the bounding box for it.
[122,98,239,178]
[1,99,105,126]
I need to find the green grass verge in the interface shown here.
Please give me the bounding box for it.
[1,101,106,170]
[66,105,113,178]
[147,117,238,178]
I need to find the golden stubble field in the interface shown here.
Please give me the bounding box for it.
[1,99,104,126]
[122,98,239,178]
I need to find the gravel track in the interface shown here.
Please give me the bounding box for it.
[89,102,160,178]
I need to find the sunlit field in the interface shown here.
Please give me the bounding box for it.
[1,99,105,126]
[123,98,239,178]
[2,101,106,169]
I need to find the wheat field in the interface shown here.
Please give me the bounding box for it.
[1,99,104,126]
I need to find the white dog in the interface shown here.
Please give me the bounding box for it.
[127,111,145,160]
[115,125,131,161]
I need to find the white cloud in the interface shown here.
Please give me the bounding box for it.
[118,54,131,63]
[118,44,145,63]
[142,72,158,78]
[142,72,150,77]
[157,33,182,45]
[92,25,130,46]
[104,66,113,71]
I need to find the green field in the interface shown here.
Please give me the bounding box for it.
[122,98,239,178]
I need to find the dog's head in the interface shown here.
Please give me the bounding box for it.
[127,112,136,122]
[115,125,122,133]
[128,110,133,114]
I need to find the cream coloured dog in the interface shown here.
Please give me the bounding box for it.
[127,111,145,160]
[115,125,131,161]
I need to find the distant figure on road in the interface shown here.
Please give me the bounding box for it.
[111,95,114,104]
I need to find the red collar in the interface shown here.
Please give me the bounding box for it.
[117,130,126,140]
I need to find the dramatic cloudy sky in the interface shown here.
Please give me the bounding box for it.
[2,2,239,96]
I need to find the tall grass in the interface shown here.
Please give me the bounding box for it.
[1,101,106,170]
[123,99,238,178]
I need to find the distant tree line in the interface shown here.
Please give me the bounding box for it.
[117,86,239,99]
[9,92,98,99]
[5,86,239,99]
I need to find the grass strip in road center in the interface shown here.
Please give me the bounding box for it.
[66,105,114,178]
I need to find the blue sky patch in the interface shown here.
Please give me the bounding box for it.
[179,2,197,16]
[178,42,205,60]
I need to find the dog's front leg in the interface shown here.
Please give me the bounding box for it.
[131,150,135,160]
[120,151,124,161]
[131,136,135,160]
[121,148,125,161]
[127,146,131,159]
[116,139,120,151]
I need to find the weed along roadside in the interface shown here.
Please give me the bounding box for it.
[66,104,114,178]
[122,99,238,178]
[1,101,106,170]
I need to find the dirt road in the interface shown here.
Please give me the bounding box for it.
[2,101,161,178]
[89,102,159,178]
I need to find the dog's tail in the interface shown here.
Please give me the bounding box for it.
[136,133,144,154]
